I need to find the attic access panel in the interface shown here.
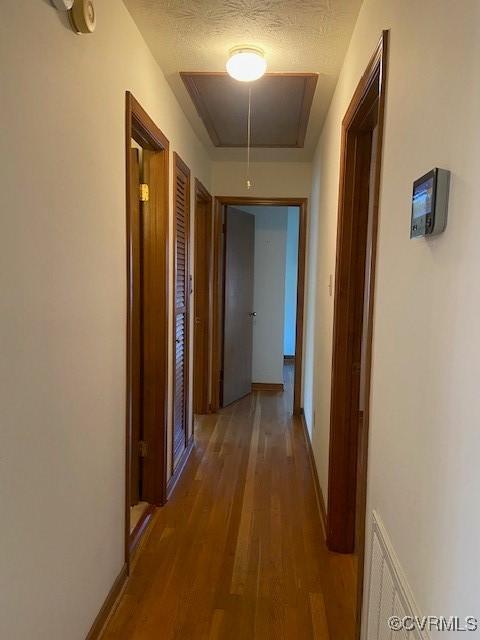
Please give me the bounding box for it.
[181,72,318,148]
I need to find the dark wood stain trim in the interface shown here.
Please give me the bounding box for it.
[174,151,191,180]
[252,382,284,392]
[181,72,318,149]
[125,92,169,570]
[129,505,156,558]
[294,201,307,417]
[85,563,128,640]
[193,178,213,415]
[181,73,221,146]
[195,177,212,204]
[128,93,170,151]
[297,74,318,147]
[324,30,389,639]
[182,71,320,79]
[211,199,224,413]
[212,196,307,416]
[354,32,389,640]
[300,413,327,535]
[166,435,194,500]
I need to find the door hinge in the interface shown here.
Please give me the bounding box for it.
[139,440,148,458]
[139,183,149,202]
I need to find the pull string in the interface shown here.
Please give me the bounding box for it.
[246,86,253,190]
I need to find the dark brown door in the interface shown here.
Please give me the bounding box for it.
[222,207,255,407]
[193,183,212,415]
[173,154,191,470]
[129,147,142,506]
[140,148,169,505]
[129,145,169,507]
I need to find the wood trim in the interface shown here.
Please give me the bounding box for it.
[180,72,318,149]
[166,435,194,499]
[354,32,389,640]
[127,93,169,151]
[294,201,307,417]
[215,196,308,207]
[193,178,213,415]
[300,413,327,537]
[297,75,318,147]
[252,382,284,392]
[181,73,221,147]
[129,504,156,557]
[182,71,320,79]
[212,197,307,416]
[210,199,224,413]
[327,31,388,551]
[195,177,212,203]
[174,152,191,180]
[85,564,128,640]
[172,152,191,472]
[324,29,388,639]
[125,92,169,568]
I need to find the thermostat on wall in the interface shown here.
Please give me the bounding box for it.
[410,168,450,238]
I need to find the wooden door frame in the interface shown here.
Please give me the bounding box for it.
[325,29,388,636]
[212,196,307,416]
[193,179,213,415]
[125,92,169,566]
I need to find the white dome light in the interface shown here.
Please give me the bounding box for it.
[226,46,267,82]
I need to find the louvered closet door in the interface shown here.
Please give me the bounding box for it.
[173,154,191,471]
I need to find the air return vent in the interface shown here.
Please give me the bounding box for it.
[366,511,427,639]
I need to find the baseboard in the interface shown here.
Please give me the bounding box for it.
[300,413,327,536]
[85,563,128,640]
[166,435,194,500]
[251,382,284,392]
[129,504,156,557]
[284,355,295,363]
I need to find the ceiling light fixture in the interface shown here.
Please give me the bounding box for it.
[226,46,267,82]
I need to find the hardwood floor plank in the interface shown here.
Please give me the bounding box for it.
[102,365,342,640]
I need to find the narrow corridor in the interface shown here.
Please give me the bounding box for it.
[103,366,354,639]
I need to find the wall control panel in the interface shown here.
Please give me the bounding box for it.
[410,168,450,238]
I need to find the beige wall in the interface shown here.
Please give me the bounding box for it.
[304,0,480,632]
[212,161,312,198]
[0,1,211,638]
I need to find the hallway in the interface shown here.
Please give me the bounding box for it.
[103,368,348,639]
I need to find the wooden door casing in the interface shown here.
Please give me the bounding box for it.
[129,147,142,507]
[211,197,308,416]
[125,92,169,565]
[325,31,388,640]
[173,153,191,471]
[193,179,213,415]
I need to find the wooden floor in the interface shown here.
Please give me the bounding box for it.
[103,365,356,639]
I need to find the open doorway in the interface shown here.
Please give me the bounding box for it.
[212,197,307,415]
[125,93,169,563]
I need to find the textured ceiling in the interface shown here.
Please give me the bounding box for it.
[123,0,363,161]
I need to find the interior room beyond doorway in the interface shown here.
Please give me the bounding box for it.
[222,204,300,413]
